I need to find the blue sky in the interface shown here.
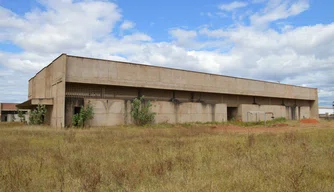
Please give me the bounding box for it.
[0,0,333,106]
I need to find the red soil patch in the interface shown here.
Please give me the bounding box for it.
[300,118,319,124]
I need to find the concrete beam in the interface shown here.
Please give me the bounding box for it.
[31,98,54,105]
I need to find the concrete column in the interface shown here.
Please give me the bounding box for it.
[7,114,12,122]
[310,89,319,119]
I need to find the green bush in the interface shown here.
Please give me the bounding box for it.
[29,105,47,125]
[72,102,94,128]
[130,96,156,126]
[17,109,26,123]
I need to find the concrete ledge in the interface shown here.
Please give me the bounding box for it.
[17,98,54,109]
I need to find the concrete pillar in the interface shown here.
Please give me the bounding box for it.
[310,89,319,119]
[7,114,12,122]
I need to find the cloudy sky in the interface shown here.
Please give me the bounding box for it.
[0,0,333,106]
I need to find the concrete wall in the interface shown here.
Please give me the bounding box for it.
[28,54,67,127]
[84,98,128,127]
[66,55,317,101]
[238,104,312,122]
[151,101,227,124]
[72,98,227,126]
[238,104,287,122]
[65,55,318,119]
[300,106,311,119]
[65,83,315,125]
[66,83,312,107]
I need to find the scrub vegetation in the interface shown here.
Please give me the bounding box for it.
[72,102,94,128]
[28,104,47,125]
[130,96,156,126]
[0,120,334,191]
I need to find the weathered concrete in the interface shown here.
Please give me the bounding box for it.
[31,98,53,105]
[238,104,287,122]
[74,99,227,126]
[25,54,67,127]
[151,102,227,124]
[151,101,177,124]
[18,54,319,127]
[66,55,317,101]
[300,106,311,119]
[85,98,126,127]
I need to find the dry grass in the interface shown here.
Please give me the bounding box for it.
[0,120,334,191]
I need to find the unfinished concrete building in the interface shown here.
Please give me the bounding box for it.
[17,54,319,128]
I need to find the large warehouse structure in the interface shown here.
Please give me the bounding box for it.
[18,54,318,128]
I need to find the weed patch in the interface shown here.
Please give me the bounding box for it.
[0,122,333,191]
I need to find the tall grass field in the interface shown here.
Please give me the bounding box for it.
[0,121,334,191]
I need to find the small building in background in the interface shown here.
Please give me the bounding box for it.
[0,103,29,122]
[319,106,333,119]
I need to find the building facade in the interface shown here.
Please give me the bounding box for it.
[319,106,333,119]
[319,106,333,115]
[0,103,29,122]
[18,54,319,128]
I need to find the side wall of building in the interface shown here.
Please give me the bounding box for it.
[65,83,313,126]
[66,56,317,100]
[81,98,227,126]
[238,104,287,122]
[151,102,227,124]
[28,54,67,127]
[65,56,318,119]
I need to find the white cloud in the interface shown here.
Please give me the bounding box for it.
[250,0,310,26]
[169,28,197,47]
[0,0,121,54]
[169,28,230,50]
[169,29,197,40]
[219,1,248,12]
[121,33,152,42]
[0,0,333,106]
[199,28,228,38]
[120,20,135,30]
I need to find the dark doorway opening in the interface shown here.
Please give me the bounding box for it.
[74,107,81,115]
[298,106,301,120]
[227,107,238,121]
[291,106,296,120]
